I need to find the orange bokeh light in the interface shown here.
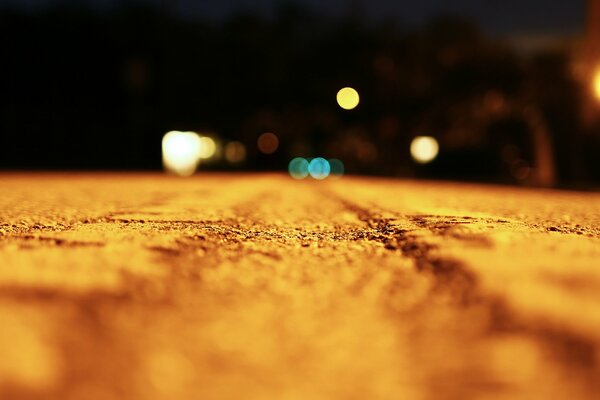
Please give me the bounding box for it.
[593,68,600,102]
[257,132,279,154]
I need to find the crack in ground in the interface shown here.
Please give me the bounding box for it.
[338,198,599,383]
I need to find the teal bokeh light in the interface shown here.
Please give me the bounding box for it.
[288,157,309,179]
[328,159,344,177]
[308,157,331,180]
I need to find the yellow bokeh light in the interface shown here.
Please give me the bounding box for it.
[198,136,217,159]
[162,131,202,176]
[410,136,439,164]
[336,87,360,110]
[593,68,600,101]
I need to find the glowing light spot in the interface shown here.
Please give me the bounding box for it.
[336,87,360,110]
[198,136,217,159]
[308,157,331,180]
[484,90,505,113]
[257,132,279,154]
[593,68,600,101]
[328,159,344,178]
[224,141,246,163]
[162,131,202,176]
[288,157,309,179]
[410,136,439,164]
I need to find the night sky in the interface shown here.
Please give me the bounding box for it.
[0,0,586,36]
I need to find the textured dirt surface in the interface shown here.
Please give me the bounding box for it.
[0,173,599,399]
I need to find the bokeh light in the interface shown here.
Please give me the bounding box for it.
[328,159,344,178]
[198,136,217,159]
[288,157,309,179]
[308,157,331,180]
[410,136,439,164]
[593,68,600,102]
[257,132,279,154]
[162,131,202,176]
[224,141,246,163]
[336,87,360,110]
[510,159,532,182]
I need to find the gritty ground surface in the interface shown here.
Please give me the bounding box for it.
[0,173,599,400]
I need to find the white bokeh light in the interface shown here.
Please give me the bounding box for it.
[162,131,202,176]
[410,136,439,164]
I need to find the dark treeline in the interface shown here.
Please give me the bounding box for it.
[0,4,596,184]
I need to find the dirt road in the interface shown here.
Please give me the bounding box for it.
[0,173,599,399]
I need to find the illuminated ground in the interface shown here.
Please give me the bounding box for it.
[0,173,599,399]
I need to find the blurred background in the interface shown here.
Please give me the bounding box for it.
[1,0,599,187]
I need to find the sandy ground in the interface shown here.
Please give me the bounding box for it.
[0,173,599,399]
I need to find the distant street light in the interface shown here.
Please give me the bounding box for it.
[224,141,246,164]
[288,157,309,179]
[162,131,202,176]
[410,136,439,164]
[308,158,331,180]
[257,132,279,154]
[336,87,360,110]
[593,67,600,102]
[198,136,217,159]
